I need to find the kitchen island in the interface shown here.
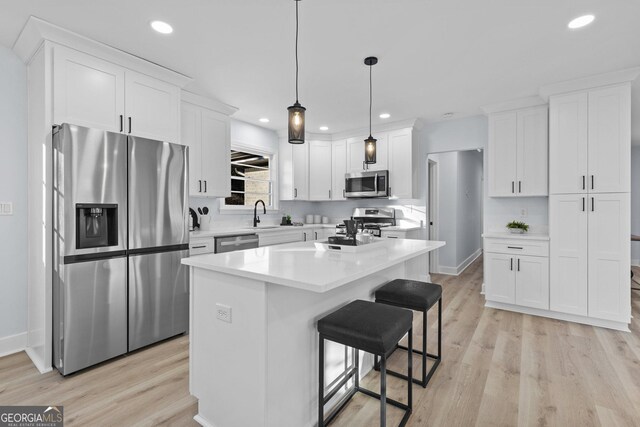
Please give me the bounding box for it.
[182,238,445,427]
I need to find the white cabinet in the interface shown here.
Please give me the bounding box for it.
[181,100,231,198]
[308,141,332,201]
[278,139,309,201]
[259,230,305,247]
[484,237,550,310]
[346,133,388,172]
[124,70,180,142]
[189,237,215,255]
[382,229,421,239]
[388,129,415,199]
[488,106,548,197]
[550,85,630,195]
[331,140,347,200]
[549,193,630,321]
[549,195,588,315]
[53,45,180,142]
[587,193,630,322]
[53,45,125,132]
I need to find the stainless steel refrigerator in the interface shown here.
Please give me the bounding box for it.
[53,123,189,375]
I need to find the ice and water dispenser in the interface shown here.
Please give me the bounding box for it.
[75,203,119,249]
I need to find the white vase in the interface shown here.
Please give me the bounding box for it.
[200,215,211,231]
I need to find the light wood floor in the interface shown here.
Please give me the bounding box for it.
[1,259,639,426]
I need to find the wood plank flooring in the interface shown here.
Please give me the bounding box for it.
[1,258,639,426]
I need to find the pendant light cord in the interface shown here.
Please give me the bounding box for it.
[295,0,299,103]
[369,63,373,137]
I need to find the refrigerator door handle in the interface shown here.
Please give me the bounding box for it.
[128,117,132,134]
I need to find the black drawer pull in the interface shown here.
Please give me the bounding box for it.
[191,245,207,249]
[507,246,523,250]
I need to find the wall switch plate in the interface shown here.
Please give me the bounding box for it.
[520,208,527,217]
[216,303,232,323]
[0,202,13,215]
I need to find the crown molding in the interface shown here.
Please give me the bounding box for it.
[181,91,238,116]
[481,96,547,115]
[13,16,192,87]
[539,67,640,100]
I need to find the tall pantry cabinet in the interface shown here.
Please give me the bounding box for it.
[549,84,631,324]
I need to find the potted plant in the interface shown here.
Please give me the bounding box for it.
[506,220,529,234]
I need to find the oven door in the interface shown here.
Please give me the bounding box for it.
[345,171,389,198]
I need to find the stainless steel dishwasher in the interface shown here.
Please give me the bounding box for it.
[214,233,260,253]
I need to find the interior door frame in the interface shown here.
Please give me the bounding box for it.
[428,159,439,274]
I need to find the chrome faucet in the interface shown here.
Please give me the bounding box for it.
[253,199,266,227]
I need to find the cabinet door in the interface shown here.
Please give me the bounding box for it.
[515,255,549,309]
[587,193,630,322]
[485,253,516,304]
[181,102,203,196]
[292,143,309,200]
[488,111,518,197]
[124,70,179,142]
[587,85,631,193]
[308,141,332,201]
[331,140,347,200]
[549,195,588,315]
[346,136,367,172]
[516,107,548,196]
[53,45,125,132]
[200,109,231,197]
[549,92,588,194]
[388,129,413,199]
[278,138,294,201]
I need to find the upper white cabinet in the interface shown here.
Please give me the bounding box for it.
[488,106,548,197]
[346,133,388,172]
[53,45,180,142]
[550,85,630,195]
[278,138,309,201]
[388,129,415,199]
[308,140,332,201]
[331,140,347,201]
[124,70,180,142]
[53,45,125,132]
[181,99,231,198]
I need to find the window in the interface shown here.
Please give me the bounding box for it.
[224,149,273,208]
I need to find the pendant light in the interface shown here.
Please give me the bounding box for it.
[287,0,306,144]
[364,56,378,164]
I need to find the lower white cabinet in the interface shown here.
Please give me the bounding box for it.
[190,237,215,255]
[484,237,550,310]
[381,229,421,239]
[550,193,630,322]
[259,230,305,247]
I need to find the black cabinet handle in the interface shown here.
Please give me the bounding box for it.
[582,197,585,212]
[329,190,331,199]
[518,181,522,193]
[591,175,594,190]
[199,180,202,192]
[512,181,515,193]
[510,258,513,271]
[591,197,595,212]
[582,175,586,190]
[294,188,297,198]
[517,258,520,272]
[120,115,123,132]
[507,246,523,250]
[343,189,345,198]
[204,181,207,193]
[315,232,318,240]
[303,232,307,242]
[128,117,132,134]
[191,245,207,249]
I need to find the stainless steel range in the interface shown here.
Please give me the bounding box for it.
[335,207,396,237]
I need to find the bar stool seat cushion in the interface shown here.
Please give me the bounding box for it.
[376,279,442,311]
[317,300,412,355]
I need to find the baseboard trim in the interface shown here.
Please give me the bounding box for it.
[24,346,52,374]
[194,414,216,427]
[437,248,483,276]
[485,301,631,332]
[0,332,27,358]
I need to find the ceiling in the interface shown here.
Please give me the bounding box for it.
[1,0,639,141]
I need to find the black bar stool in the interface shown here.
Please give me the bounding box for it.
[318,300,413,427]
[374,279,442,388]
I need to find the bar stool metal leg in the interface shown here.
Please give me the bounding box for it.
[380,355,386,427]
[319,334,325,427]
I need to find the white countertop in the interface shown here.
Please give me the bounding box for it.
[182,238,445,293]
[482,231,550,241]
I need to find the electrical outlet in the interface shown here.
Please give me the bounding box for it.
[216,303,232,323]
[0,202,13,215]
[520,208,528,217]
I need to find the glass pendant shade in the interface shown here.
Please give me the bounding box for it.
[364,135,377,164]
[287,102,306,144]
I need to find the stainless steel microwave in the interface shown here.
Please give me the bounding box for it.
[345,170,389,198]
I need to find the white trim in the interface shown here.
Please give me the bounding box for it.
[481,282,485,295]
[181,91,238,116]
[437,266,458,276]
[13,16,192,87]
[485,301,631,332]
[25,346,53,374]
[437,248,482,276]
[481,96,547,115]
[193,414,217,427]
[0,332,27,358]
[539,67,640,100]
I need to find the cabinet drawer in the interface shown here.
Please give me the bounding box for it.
[190,237,214,255]
[484,238,549,257]
[259,230,305,247]
[382,231,407,239]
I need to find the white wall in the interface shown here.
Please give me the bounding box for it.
[631,146,640,265]
[456,150,483,265]
[0,45,28,352]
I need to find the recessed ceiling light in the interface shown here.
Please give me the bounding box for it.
[319,126,329,131]
[379,113,390,119]
[568,14,595,29]
[151,20,173,34]
[442,112,454,119]
[259,118,270,123]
